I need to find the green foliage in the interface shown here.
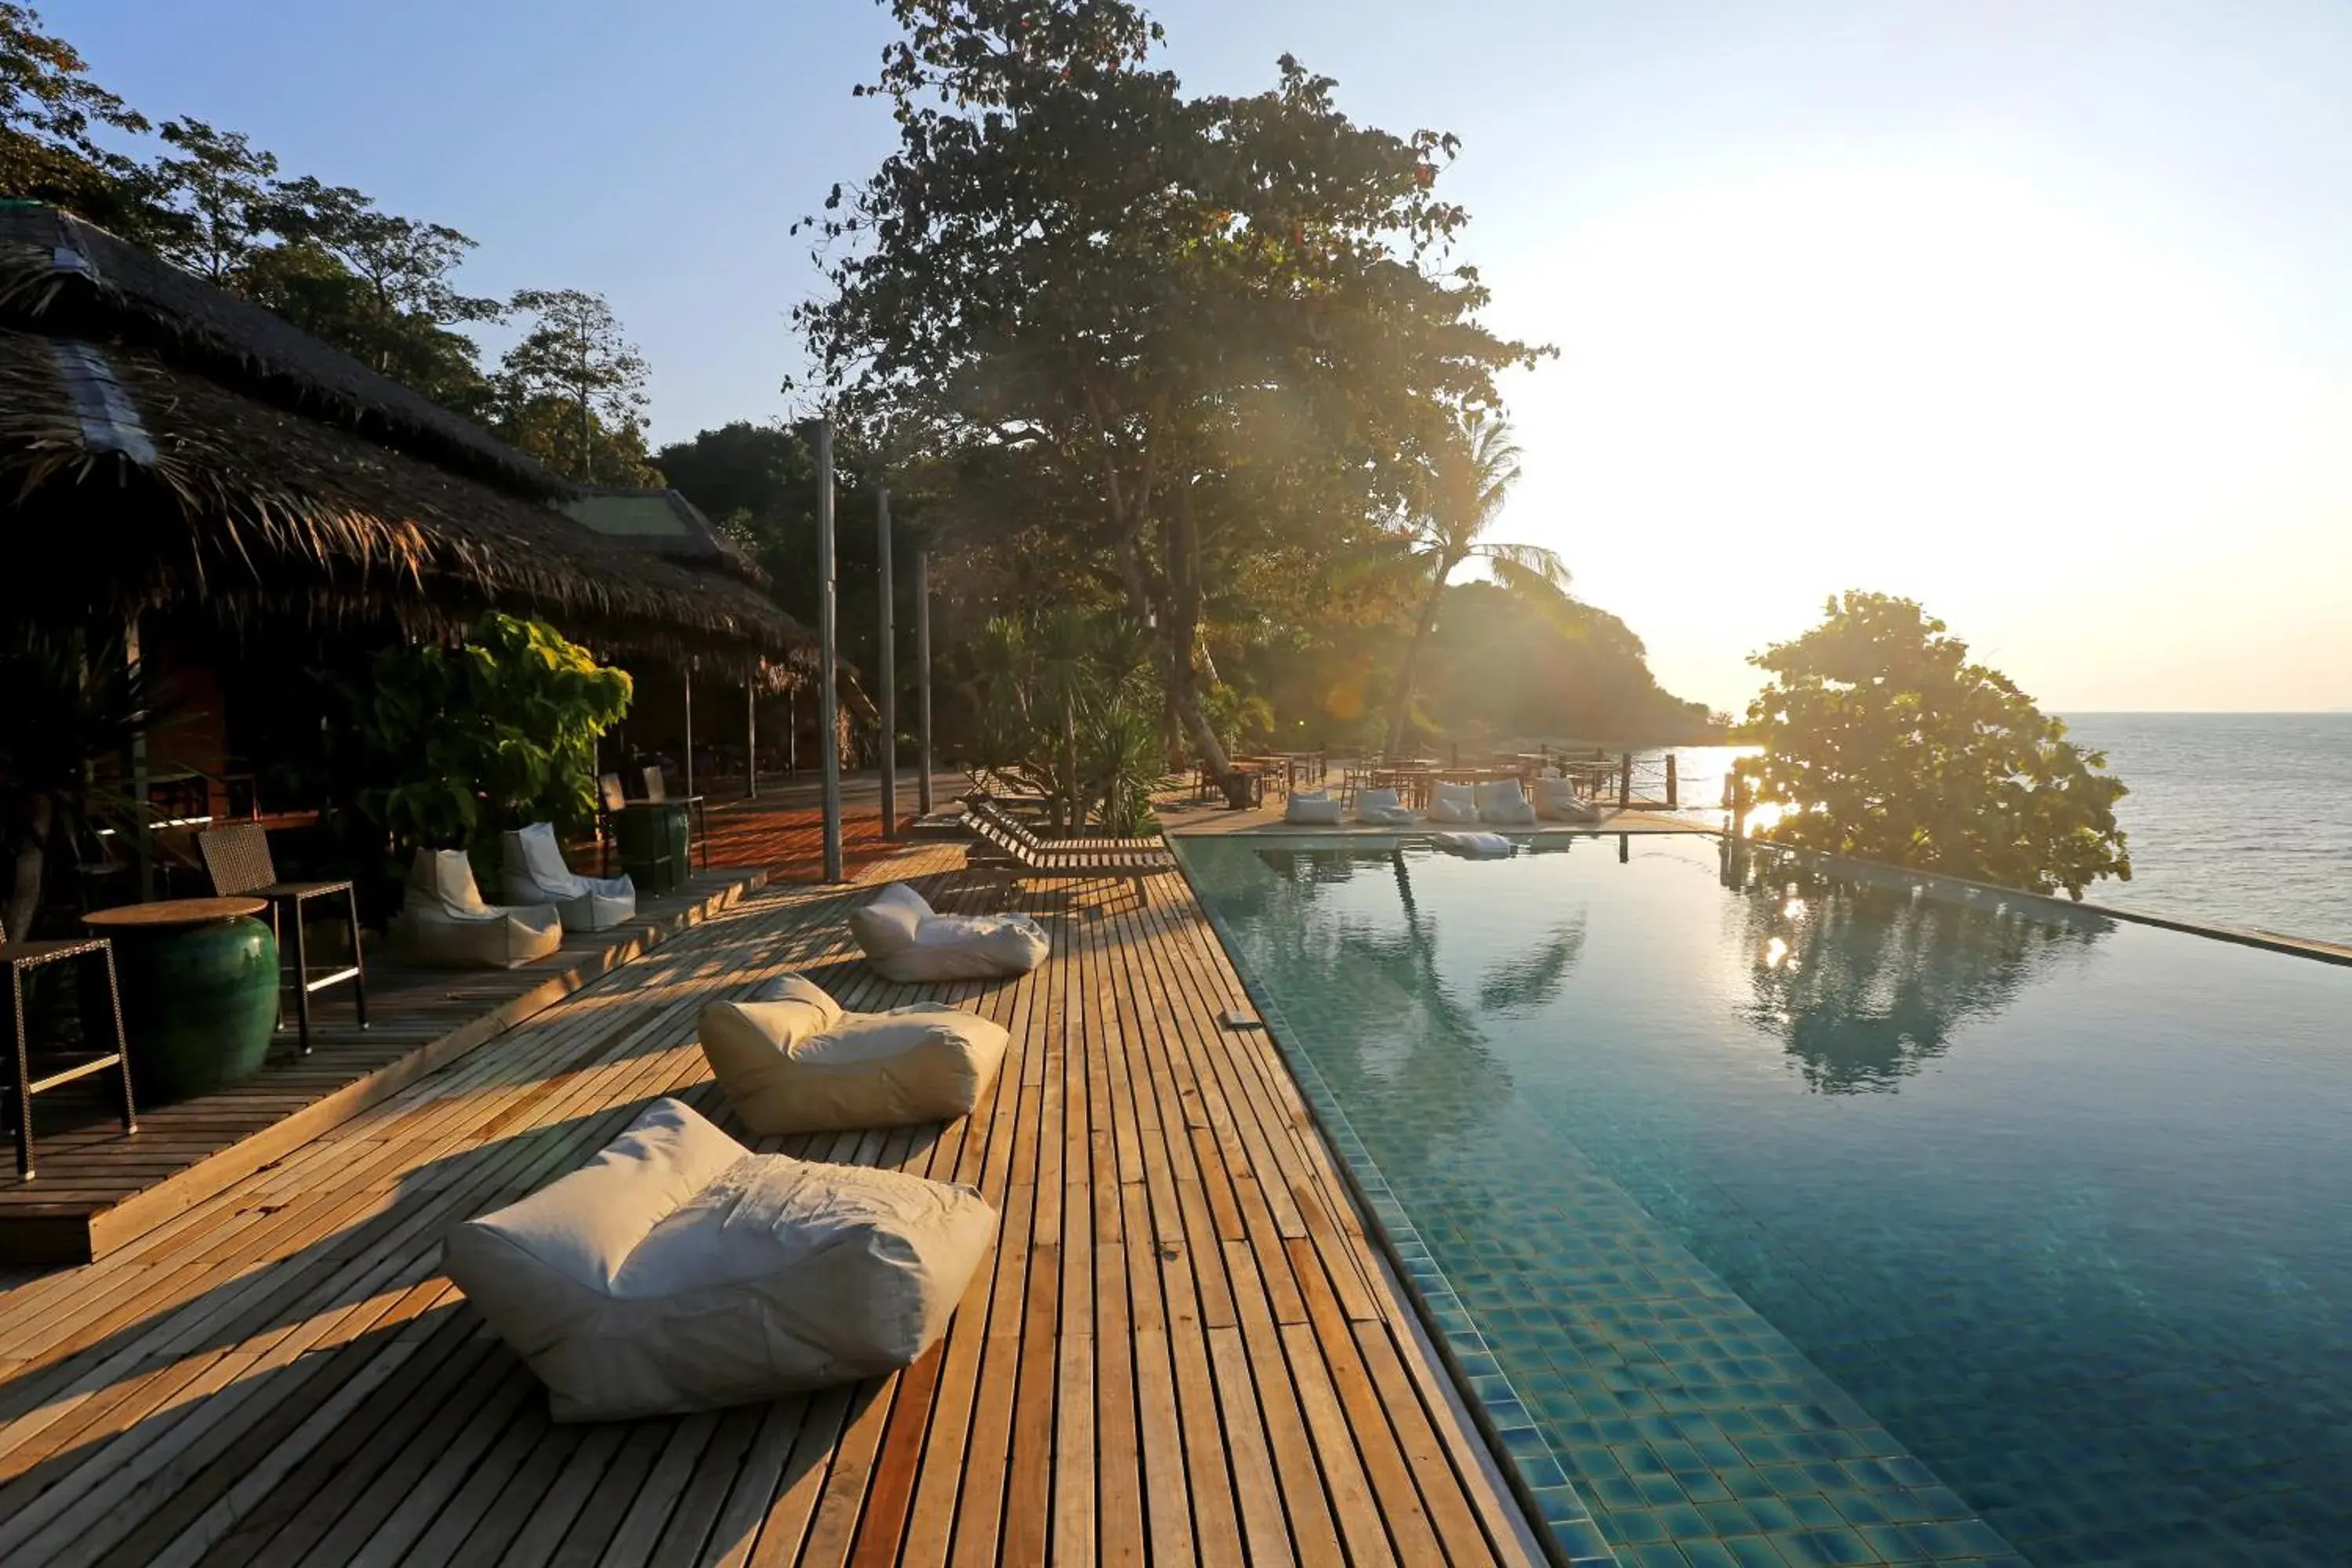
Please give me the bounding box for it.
[1733,592,2129,899]
[1410,581,1716,744]
[339,614,632,873]
[0,2,154,236]
[799,0,1547,771]
[492,289,655,484]
[966,609,1168,833]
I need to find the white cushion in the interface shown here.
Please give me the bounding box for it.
[442,1098,996,1421]
[1354,787,1419,826]
[1536,777,1601,822]
[1429,782,1479,823]
[1475,779,1538,826]
[848,882,1049,982]
[1434,830,1514,857]
[401,848,563,967]
[699,974,1011,1133]
[502,823,637,931]
[1284,790,1344,826]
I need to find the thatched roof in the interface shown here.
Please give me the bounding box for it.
[0,202,812,673]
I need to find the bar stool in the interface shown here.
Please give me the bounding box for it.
[2,915,134,1179]
[197,823,367,1054]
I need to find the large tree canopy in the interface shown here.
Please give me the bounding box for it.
[1735,592,2130,899]
[797,0,1544,771]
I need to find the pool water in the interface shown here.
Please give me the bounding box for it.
[1179,833,2352,1568]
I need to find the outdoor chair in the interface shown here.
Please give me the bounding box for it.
[1,915,134,1180]
[960,796,1175,901]
[641,764,710,872]
[595,772,628,873]
[442,1097,996,1421]
[699,972,1011,1132]
[198,822,367,1055]
[503,823,637,931]
[398,849,563,969]
[848,881,1049,982]
[1355,787,1420,827]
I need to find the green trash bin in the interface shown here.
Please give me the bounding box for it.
[615,801,689,895]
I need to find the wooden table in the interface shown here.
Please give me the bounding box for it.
[84,898,278,1103]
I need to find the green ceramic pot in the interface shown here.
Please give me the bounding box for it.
[114,916,280,1104]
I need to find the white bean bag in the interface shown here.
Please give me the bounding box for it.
[1355,787,1420,826]
[442,1098,996,1421]
[1283,789,1344,826]
[1535,776,1602,822]
[699,974,1011,1134]
[848,882,1049,982]
[1429,781,1480,823]
[401,848,563,968]
[503,822,637,931]
[1434,830,1515,858]
[1475,779,1539,826]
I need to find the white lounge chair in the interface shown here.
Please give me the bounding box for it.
[503,822,637,931]
[1429,781,1480,823]
[399,848,562,968]
[699,973,1011,1134]
[1475,779,1538,826]
[1535,776,1602,822]
[1283,789,1344,825]
[441,1097,995,1421]
[1355,787,1420,826]
[848,882,1048,982]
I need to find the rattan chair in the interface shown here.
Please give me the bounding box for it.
[641,764,710,872]
[2,915,133,1180]
[198,824,366,1054]
[596,771,628,874]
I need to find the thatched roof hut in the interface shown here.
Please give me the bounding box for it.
[0,201,810,673]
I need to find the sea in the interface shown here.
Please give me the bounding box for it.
[1632,714,2352,949]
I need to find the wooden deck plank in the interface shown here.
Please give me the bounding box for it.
[0,845,1541,1568]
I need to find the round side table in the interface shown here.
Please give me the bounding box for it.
[83,897,278,1103]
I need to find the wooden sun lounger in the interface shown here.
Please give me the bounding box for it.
[960,796,1177,878]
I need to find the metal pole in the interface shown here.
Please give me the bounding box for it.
[125,615,151,899]
[682,666,695,804]
[815,420,844,882]
[877,484,898,840]
[745,680,757,799]
[916,550,934,816]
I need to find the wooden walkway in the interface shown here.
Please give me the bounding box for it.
[0,871,762,1265]
[0,844,1543,1567]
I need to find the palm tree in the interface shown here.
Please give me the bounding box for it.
[1383,411,1570,754]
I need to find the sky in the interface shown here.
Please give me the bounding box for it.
[58,0,2352,713]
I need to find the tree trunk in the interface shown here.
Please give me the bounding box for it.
[5,795,54,942]
[1385,569,1448,755]
[1167,485,1231,781]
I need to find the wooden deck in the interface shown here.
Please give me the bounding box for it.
[0,871,763,1265]
[0,843,1544,1567]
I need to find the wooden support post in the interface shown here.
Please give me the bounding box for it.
[815,420,843,883]
[1665,753,1678,808]
[746,682,757,800]
[916,549,935,816]
[877,484,898,840]
[1617,751,1632,808]
[125,615,152,900]
[682,666,695,805]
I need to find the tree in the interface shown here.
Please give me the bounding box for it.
[1733,592,2129,899]
[494,289,655,483]
[1382,410,1569,752]
[798,0,1542,779]
[143,118,279,284]
[0,2,155,235]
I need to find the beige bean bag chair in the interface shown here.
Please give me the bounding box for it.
[1535,776,1602,822]
[1355,787,1420,827]
[699,974,1011,1134]
[848,882,1048,982]
[443,1098,995,1421]
[1283,789,1344,825]
[1429,781,1480,823]
[503,822,637,931]
[401,848,562,968]
[1475,779,1539,826]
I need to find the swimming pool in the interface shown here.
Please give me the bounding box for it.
[1178,832,2352,1568]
